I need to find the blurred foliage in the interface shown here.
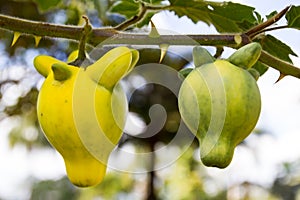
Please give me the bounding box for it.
[1,0,300,200]
[29,172,135,200]
[7,90,51,150]
[30,177,79,200]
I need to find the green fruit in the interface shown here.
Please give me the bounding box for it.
[227,42,262,69]
[34,47,139,187]
[178,60,261,168]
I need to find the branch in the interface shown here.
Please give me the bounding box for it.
[259,50,300,78]
[68,16,92,67]
[92,32,251,47]
[246,6,291,38]
[0,14,119,42]
[113,2,148,31]
[249,25,289,36]
[113,2,168,31]
[0,14,300,79]
[0,14,250,47]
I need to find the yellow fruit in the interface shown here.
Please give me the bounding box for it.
[34,47,139,187]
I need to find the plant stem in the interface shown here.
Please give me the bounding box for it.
[259,50,300,78]
[0,14,248,47]
[68,16,92,66]
[246,6,291,38]
[0,14,82,40]
[92,32,251,47]
[113,2,169,31]
[251,25,289,37]
[0,14,300,79]
[114,2,148,31]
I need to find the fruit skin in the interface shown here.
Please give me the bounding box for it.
[34,47,139,187]
[193,46,215,67]
[227,42,262,69]
[178,60,261,168]
[247,68,260,80]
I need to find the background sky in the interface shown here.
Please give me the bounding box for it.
[1,0,300,199]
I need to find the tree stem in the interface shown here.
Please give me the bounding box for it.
[114,2,148,31]
[0,13,300,79]
[0,14,249,47]
[92,32,251,47]
[259,50,300,78]
[246,6,291,38]
[68,16,92,66]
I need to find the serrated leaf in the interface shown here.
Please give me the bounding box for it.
[259,35,297,63]
[33,0,61,11]
[286,6,300,29]
[254,11,263,23]
[209,2,257,32]
[110,0,140,18]
[169,1,257,33]
[266,11,278,19]
[168,0,211,24]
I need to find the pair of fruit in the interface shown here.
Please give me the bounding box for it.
[34,47,139,187]
[178,43,262,168]
[34,42,261,187]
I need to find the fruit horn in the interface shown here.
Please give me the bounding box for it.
[193,46,215,67]
[86,47,138,89]
[227,42,262,69]
[52,63,72,81]
[34,55,65,77]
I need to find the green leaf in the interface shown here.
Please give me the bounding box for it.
[286,5,300,29]
[110,0,140,18]
[254,11,263,24]
[266,11,278,19]
[168,0,211,24]
[168,1,257,33]
[142,0,164,4]
[259,35,297,63]
[209,2,257,32]
[33,0,61,11]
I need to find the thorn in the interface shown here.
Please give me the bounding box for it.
[149,20,160,38]
[34,36,42,47]
[275,73,286,83]
[11,32,21,47]
[159,44,169,63]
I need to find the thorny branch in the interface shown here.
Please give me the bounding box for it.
[0,5,299,79]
